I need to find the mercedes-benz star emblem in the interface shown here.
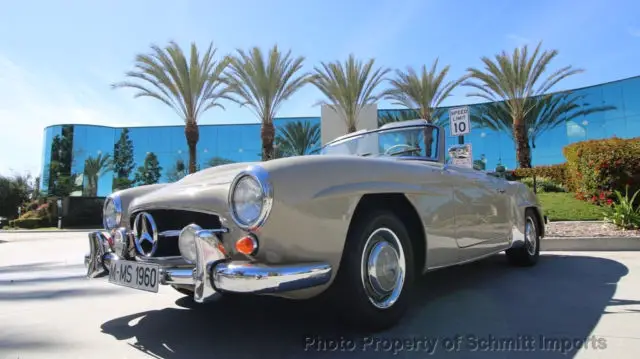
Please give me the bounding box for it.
[133,212,158,257]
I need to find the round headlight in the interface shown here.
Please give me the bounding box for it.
[231,176,264,227]
[103,195,122,230]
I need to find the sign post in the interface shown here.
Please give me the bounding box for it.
[448,106,471,144]
[57,198,62,229]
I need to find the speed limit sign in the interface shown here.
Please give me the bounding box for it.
[449,106,471,136]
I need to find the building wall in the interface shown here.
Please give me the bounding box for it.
[320,104,378,145]
[40,76,640,197]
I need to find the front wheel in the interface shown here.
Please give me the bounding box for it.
[330,210,415,332]
[505,209,540,266]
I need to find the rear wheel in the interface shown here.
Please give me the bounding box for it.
[506,209,540,266]
[330,210,415,332]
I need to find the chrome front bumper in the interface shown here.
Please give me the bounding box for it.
[85,231,332,303]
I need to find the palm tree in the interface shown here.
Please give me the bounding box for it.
[464,41,583,168]
[83,153,112,197]
[311,54,390,133]
[473,92,616,163]
[112,41,231,173]
[275,121,321,157]
[377,109,421,127]
[386,59,466,124]
[225,45,311,161]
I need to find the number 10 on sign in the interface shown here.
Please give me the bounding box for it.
[449,106,471,137]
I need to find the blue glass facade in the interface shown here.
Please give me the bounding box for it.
[40,76,640,197]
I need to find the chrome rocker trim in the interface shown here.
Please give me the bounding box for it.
[84,230,333,302]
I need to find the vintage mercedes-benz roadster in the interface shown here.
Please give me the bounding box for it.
[85,119,545,330]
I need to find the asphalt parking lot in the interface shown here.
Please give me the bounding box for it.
[1,231,639,359]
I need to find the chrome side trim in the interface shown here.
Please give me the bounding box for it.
[213,262,332,294]
[159,227,229,238]
[161,268,193,286]
[159,230,182,237]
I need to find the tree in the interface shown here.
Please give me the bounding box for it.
[464,41,583,168]
[275,121,321,157]
[471,92,616,166]
[377,109,421,127]
[112,41,231,174]
[47,125,76,197]
[0,173,33,219]
[386,59,466,125]
[83,153,113,197]
[134,152,163,185]
[311,54,390,134]
[112,128,136,190]
[166,158,188,183]
[225,45,311,161]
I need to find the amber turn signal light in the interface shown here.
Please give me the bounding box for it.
[235,235,258,255]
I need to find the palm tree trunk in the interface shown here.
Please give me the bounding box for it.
[185,121,199,173]
[261,121,275,161]
[423,110,434,158]
[347,123,357,133]
[513,118,532,168]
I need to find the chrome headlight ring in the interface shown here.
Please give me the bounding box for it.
[103,194,123,231]
[228,165,273,230]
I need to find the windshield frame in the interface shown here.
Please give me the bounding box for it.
[319,121,445,164]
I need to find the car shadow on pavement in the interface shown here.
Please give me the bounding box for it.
[100,254,631,359]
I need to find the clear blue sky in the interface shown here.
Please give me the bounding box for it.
[1,0,639,176]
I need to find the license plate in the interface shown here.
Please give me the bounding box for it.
[108,260,160,293]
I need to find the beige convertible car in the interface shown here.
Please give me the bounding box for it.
[85,119,545,331]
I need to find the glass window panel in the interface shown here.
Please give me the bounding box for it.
[621,77,640,117]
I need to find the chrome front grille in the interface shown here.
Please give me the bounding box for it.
[129,209,223,258]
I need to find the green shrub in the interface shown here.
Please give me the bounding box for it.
[10,217,44,229]
[603,186,640,230]
[513,163,569,189]
[519,177,567,193]
[563,137,640,205]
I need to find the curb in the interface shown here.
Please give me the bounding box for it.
[0,229,100,234]
[542,237,640,251]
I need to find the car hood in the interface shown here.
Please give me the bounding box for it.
[128,161,259,214]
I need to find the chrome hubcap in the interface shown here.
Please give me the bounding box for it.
[361,228,406,309]
[525,218,537,256]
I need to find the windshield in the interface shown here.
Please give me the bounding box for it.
[320,125,440,160]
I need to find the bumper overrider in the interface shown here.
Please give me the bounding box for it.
[84,228,333,303]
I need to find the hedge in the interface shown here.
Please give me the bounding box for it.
[9,217,45,229]
[563,136,640,205]
[513,163,569,190]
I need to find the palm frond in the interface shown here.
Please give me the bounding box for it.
[275,121,321,156]
[473,92,616,148]
[112,41,230,124]
[311,54,390,132]
[225,45,311,123]
[386,59,467,123]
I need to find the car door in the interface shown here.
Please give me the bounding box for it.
[445,164,504,260]
[412,162,459,269]
[481,173,513,246]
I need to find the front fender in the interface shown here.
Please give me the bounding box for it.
[252,156,436,298]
